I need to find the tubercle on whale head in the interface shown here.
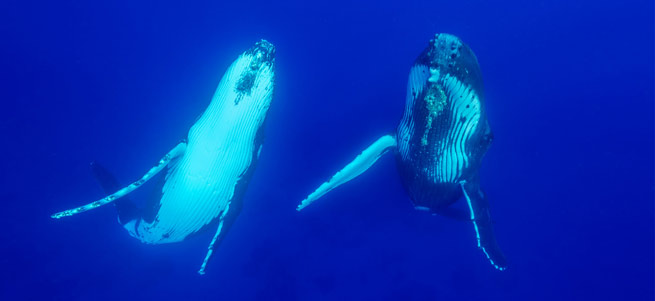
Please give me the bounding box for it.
[233,39,276,101]
[426,33,464,69]
[419,33,484,97]
[246,39,275,69]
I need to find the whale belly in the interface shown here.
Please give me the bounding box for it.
[131,142,255,244]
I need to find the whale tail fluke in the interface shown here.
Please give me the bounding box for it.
[90,161,139,224]
[297,134,397,211]
[434,206,471,222]
[461,179,508,271]
[51,142,187,219]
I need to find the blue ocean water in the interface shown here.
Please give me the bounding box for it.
[1,0,652,300]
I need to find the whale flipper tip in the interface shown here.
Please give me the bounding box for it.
[296,201,309,211]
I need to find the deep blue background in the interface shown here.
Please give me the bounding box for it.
[1,0,652,300]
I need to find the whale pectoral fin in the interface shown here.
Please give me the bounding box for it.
[51,142,187,219]
[297,134,397,211]
[461,180,508,271]
[198,202,235,275]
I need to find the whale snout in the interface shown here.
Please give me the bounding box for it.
[248,39,275,67]
[431,33,462,51]
[426,33,464,67]
[231,40,276,104]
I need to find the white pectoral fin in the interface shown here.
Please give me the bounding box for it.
[51,142,187,219]
[461,180,508,271]
[297,134,397,211]
[198,202,231,275]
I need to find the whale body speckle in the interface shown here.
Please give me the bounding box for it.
[298,34,507,270]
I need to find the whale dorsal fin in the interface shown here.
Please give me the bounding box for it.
[297,134,397,211]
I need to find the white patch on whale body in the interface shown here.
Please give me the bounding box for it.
[428,67,440,82]
[123,219,138,237]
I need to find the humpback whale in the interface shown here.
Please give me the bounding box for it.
[52,40,276,274]
[297,34,507,270]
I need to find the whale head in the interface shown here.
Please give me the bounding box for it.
[420,33,484,93]
[205,39,276,111]
[231,39,276,107]
[193,39,276,140]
